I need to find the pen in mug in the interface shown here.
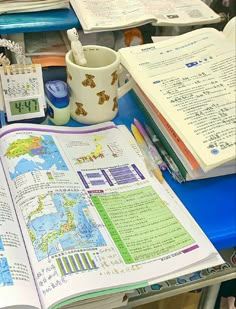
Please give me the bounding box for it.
[133,118,167,171]
[144,124,185,183]
[131,124,164,183]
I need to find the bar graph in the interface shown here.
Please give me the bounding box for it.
[56,251,98,276]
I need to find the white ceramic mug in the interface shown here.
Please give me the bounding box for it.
[66,45,134,124]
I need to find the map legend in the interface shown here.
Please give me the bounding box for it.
[56,252,98,276]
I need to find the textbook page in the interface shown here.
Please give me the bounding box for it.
[223,16,236,44]
[142,0,220,26]
[119,27,236,171]
[132,84,236,180]
[0,122,222,309]
[0,161,41,309]
[115,125,224,273]
[70,0,155,33]
[70,0,220,33]
[138,95,236,180]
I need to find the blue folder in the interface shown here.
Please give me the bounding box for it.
[0,8,80,34]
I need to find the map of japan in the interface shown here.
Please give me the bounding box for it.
[22,192,106,261]
[4,135,68,180]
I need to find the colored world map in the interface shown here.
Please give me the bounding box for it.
[4,135,68,180]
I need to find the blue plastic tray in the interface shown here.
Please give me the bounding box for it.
[0,7,80,34]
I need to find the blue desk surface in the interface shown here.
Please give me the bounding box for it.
[0,7,80,34]
[66,91,236,251]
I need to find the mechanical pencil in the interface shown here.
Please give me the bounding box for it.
[133,118,167,171]
[131,124,164,183]
[144,124,185,183]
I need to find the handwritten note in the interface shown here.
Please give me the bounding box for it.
[153,67,236,169]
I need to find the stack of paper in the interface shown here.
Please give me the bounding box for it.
[118,17,236,181]
[0,0,69,14]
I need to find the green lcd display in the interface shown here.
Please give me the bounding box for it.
[9,98,40,116]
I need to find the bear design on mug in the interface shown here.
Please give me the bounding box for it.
[97,91,110,105]
[82,74,96,88]
[66,68,72,80]
[111,70,118,85]
[112,97,118,111]
[75,102,88,116]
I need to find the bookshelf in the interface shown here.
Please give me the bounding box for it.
[0,7,81,34]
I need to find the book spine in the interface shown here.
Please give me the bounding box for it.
[131,90,188,180]
[155,111,200,171]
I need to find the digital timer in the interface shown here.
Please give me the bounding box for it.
[0,63,46,123]
[10,98,40,116]
[5,95,46,123]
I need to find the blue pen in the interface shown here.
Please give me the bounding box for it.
[134,118,167,171]
[145,124,185,183]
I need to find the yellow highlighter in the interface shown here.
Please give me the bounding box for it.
[131,124,164,183]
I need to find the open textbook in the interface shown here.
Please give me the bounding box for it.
[132,84,236,181]
[118,17,236,173]
[0,121,223,309]
[70,0,221,33]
